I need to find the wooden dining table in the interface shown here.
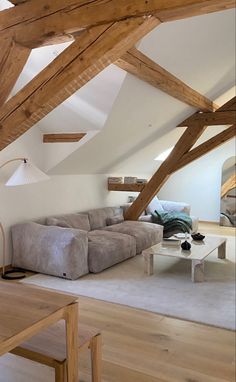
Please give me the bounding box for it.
[0,281,79,381]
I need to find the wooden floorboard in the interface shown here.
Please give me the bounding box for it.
[77,296,235,382]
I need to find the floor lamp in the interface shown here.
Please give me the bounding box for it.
[0,158,49,280]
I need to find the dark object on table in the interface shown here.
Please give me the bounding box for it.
[191,233,205,241]
[181,240,191,250]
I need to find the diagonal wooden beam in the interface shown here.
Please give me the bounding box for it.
[178,110,236,127]
[124,122,207,220]
[173,125,236,172]
[0,0,234,48]
[124,96,234,220]
[0,17,160,151]
[116,48,218,112]
[0,39,30,107]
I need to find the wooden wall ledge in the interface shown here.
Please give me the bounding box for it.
[108,183,145,192]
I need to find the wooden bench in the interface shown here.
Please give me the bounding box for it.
[10,321,102,382]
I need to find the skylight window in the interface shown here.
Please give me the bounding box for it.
[155,147,174,161]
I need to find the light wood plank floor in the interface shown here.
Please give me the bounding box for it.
[0,223,235,382]
[199,221,235,237]
[79,295,235,382]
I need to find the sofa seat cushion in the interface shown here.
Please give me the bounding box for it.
[12,222,89,280]
[86,207,123,230]
[46,213,90,231]
[102,221,163,254]
[88,230,136,273]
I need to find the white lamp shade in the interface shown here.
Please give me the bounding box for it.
[5,161,49,186]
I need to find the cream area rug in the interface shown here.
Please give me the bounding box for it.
[23,235,235,330]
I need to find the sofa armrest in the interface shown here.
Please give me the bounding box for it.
[11,222,89,280]
[160,200,191,215]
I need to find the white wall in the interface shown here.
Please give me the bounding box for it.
[158,139,235,222]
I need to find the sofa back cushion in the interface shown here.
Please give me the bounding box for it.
[87,207,122,230]
[46,213,90,231]
[106,215,124,226]
[146,197,164,214]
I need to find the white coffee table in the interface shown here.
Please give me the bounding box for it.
[142,236,227,282]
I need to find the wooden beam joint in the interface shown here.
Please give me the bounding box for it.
[178,110,236,127]
[124,96,236,220]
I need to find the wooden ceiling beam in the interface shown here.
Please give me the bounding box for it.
[0,39,30,107]
[173,124,236,172]
[124,96,234,220]
[178,110,236,127]
[117,48,217,112]
[0,17,160,151]
[124,123,207,220]
[0,0,234,48]
[43,133,86,143]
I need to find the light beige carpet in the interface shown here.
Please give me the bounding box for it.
[23,235,235,330]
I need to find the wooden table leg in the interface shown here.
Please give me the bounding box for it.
[65,302,79,382]
[218,241,226,259]
[191,260,204,282]
[143,252,154,276]
[90,333,102,382]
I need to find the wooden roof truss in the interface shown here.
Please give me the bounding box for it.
[0,1,235,220]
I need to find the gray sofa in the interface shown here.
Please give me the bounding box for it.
[11,207,163,280]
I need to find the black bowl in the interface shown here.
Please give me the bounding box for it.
[191,233,205,241]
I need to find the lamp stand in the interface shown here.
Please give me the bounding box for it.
[0,157,49,279]
[0,222,25,280]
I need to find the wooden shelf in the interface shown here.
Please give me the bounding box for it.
[108,183,146,192]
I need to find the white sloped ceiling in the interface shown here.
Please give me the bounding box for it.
[49,8,235,175]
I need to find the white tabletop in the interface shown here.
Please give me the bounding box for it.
[144,236,227,261]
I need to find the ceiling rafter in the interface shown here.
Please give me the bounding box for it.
[124,96,236,220]
[0,39,30,107]
[116,48,218,112]
[0,0,234,48]
[0,16,160,151]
